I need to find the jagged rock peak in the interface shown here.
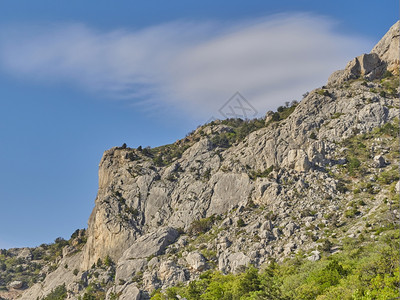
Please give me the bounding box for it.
[371,20,400,73]
[328,20,399,85]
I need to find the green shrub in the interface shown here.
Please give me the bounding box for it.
[318,239,333,253]
[376,122,399,137]
[344,208,359,218]
[43,284,67,300]
[188,216,215,235]
[346,157,361,176]
[237,218,246,227]
[383,70,393,78]
[104,255,113,267]
[249,166,274,180]
[152,266,282,300]
[271,112,281,121]
[336,181,348,193]
[331,112,343,119]
[317,89,330,96]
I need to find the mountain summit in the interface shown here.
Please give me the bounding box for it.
[328,21,399,85]
[1,21,399,300]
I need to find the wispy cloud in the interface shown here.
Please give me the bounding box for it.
[0,14,372,119]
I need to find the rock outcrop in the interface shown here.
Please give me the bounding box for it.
[328,21,399,85]
[371,20,400,75]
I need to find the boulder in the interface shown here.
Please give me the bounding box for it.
[207,173,252,215]
[186,252,206,271]
[16,248,32,261]
[283,149,311,172]
[328,53,385,85]
[217,236,232,251]
[9,281,23,289]
[218,252,250,274]
[373,155,386,168]
[283,222,297,237]
[283,242,296,255]
[158,260,186,287]
[111,283,142,300]
[272,228,281,239]
[307,250,321,262]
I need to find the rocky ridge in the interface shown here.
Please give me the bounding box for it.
[1,21,398,300]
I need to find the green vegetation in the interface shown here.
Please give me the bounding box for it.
[372,121,399,138]
[248,166,274,180]
[338,119,399,178]
[151,143,192,166]
[78,283,106,300]
[0,232,87,291]
[152,229,399,299]
[151,265,281,300]
[266,103,298,126]
[42,284,67,300]
[276,104,297,120]
[330,112,344,119]
[380,74,399,97]
[188,216,216,236]
[309,132,317,139]
[377,166,399,185]
[74,256,116,300]
[317,89,330,96]
[346,157,361,176]
[236,218,246,228]
[210,118,265,148]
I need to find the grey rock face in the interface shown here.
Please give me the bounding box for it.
[121,227,179,260]
[108,283,142,300]
[115,259,147,283]
[371,21,400,75]
[282,149,311,172]
[328,53,386,85]
[186,252,206,271]
[207,173,252,216]
[219,252,251,274]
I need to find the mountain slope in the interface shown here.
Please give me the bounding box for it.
[1,21,398,300]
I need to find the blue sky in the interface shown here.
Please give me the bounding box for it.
[0,1,397,249]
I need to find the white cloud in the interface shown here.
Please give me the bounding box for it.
[0,14,372,119]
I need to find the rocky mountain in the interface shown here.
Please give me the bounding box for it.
[1,21,399,300]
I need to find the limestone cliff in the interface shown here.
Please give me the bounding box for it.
[7,21,399,300]
[80,21,399,272]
